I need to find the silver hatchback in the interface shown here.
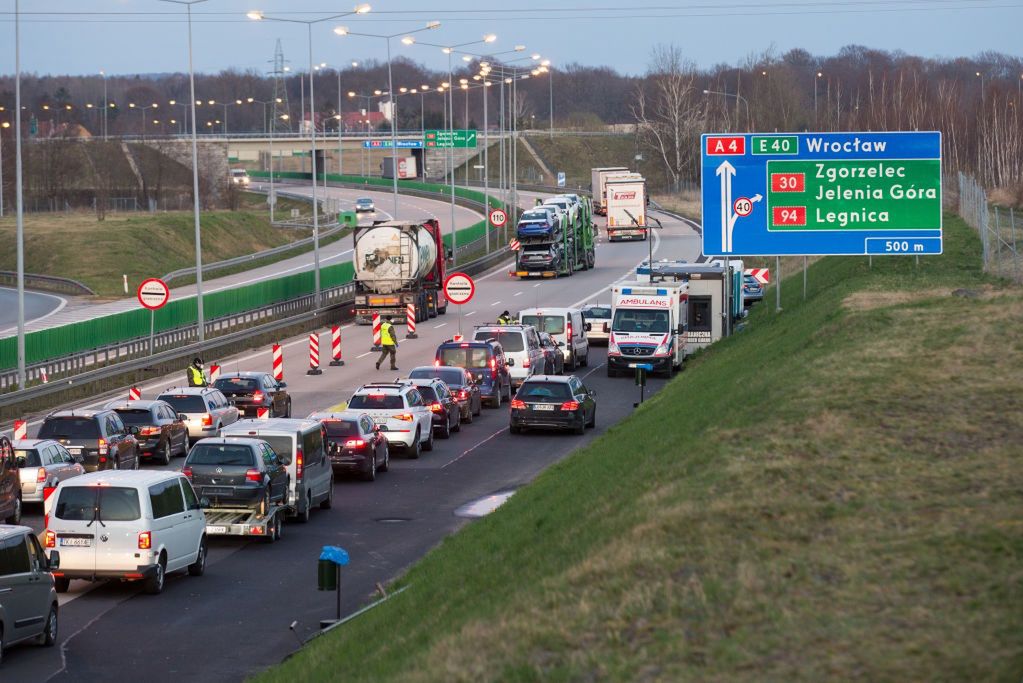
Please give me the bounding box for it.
[156,387,239,444]
[14,440,85,504]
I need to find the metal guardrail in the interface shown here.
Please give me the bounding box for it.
[0,271,96,296]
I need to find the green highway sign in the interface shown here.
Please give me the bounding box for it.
[424,129,478,148]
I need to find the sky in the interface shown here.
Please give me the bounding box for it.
[1,0,1020,78]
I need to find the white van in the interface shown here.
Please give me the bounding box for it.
[43,471,207,595]
[517,308,590,370]
[219,418,333,522]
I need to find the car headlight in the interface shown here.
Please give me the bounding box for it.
[655,343,669,355]
[608,340,619,354]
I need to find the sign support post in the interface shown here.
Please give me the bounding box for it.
[443,272,476,338]
[775,257,782,313]
[137,278,170,355]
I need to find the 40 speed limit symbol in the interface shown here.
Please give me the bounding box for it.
[733,197,754,217]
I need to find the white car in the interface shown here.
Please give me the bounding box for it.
[542,197,579,226]
[14,439,85,504]
[581,304,612,346]
[230,169,250,186]
[44,470,207,595]
[517,308,590,370]
[156,387,239,444]
[346,383,434,458]
[472,325,545,388]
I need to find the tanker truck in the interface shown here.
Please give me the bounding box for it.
[351,219,449,325]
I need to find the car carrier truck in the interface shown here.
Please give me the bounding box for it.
[512,195,596,278]
[352,219,449,324]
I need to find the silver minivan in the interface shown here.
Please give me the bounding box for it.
[219,419,333,522]
[518,307,590,370]
[0,525,59,663]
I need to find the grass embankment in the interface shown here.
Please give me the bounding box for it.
[257,213,1022,682]
[0,193,315,298]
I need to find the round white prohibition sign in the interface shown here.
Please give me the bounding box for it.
[444,272,475,305]
[489,208,508,228]
[137,278,170,310]
[733,197,754,217]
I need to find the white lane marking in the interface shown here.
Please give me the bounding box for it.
[491,301,501,306]
[570,229,662,309]
[533,283,541,288]
[441,426,508,469]
[580,362,605,380]
[433,323,448,329]
[465,310,476,316]
[356,352,373,359]
[513,292,522,297]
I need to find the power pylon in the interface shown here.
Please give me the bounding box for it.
[269,39,293,134]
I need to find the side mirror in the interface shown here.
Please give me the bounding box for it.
[506,358,515,366]
[178,413,188,422]
[278,382,288,389]
[128,425,140,435]
[557,341,566,347]
[677,324,685,335]
[590,389,598,397]
[199,497,211,509]
[602,322,610,333]
[585,322,592,332]
[48,550,61,570]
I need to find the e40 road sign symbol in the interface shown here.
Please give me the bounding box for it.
[489,208,507,227]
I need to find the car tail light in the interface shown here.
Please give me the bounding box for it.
[345,439,366,449]
[510,399,526,409]
[98,438,108,455]
[296,448,304,480]
[182,466,193,480]
[434,359,440,366]
[201,414,213,427]
[567,322,573,340]
[523,358,531,368]
[98,456,107,464]
[394,413,414,422]
[138,531,152,550]
[37,467,47,483]
[457,390,468,399]
[560,401,580,411]
[245,469,262,482]
[44,530,56,548]
[252,391,264,403]
[140,426,161,436]
[429,402,443,413]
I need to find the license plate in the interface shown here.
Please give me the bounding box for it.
[204,487,232,496]
[69,448,82,455]
[207,525,227,534]
[532,404,555,411]
[60,537,91,547]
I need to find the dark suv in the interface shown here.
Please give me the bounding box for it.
[37,410,140,472]
[434,338,512,408]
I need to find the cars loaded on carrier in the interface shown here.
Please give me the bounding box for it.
[308,411,390,482]
[36,410,140,473]
[103,399,189,466]
[212,372,292,419]
[44,470,207,595]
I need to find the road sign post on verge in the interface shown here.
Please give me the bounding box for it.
[700,131,942,257]
[443,272,475,337]
[137,278,170,356]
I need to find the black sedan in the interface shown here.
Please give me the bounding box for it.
[183,437,289,512]
[408,378,461,439]
[214,372,291,418]
[408,366,482,423]
[310,411,390,482]
[104,399,189,465]
[509,375,596,435]
[538,332,565,375]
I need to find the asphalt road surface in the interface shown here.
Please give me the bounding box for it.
[0,287,66,333]
[2,209,700,681]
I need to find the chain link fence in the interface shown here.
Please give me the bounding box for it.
[958,173,1021,283]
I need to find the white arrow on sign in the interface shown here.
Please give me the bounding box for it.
[717,160,762,253]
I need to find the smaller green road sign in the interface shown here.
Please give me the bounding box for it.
[424,129,478,148]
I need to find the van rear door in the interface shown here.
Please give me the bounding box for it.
[49,485,100,574]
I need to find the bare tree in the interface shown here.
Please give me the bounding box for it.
[632,45,703,190]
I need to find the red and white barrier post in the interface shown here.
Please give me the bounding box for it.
[371,314,382,351]
[406,303,418,339]
[128,386,141,401]
[329,325,345,366]
[13,420,27,441]
[272,343,284,382]
[209,363,221,383]
[307,333,323,376]
[257,407,270,420]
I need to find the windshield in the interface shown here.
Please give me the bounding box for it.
[158,395,207,413]
[55,486,141,522]
[214,377,260,393]
[612,309,669,333]
[474,330,523,352]
[114,409,156,426]
[517,382,572,400]
[439,347,491,369]
[348,394,405,410]
[545,201,569,211]
[409,367,465,387]
[15,449,42,468]
[38,417,99,439]
[322,420,359,438]
[521,315,565,335]
[584,307,611,319]
[187,444,255,466]
[520,211,548,222]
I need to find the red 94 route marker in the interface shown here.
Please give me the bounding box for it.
[137,278,170,310]
[443,272,475,305]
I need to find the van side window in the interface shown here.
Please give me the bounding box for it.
[150,479,186,519]
[0,535,31,576]
[302,428,324,466]
[27,533,45,572]
[180,479,200,510]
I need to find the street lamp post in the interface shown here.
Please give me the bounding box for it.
[703,88,751,132]
[14,0,27,387]
[158,0,208,344]
[100,70,109,140]
[249,4,372,311]
[814,71,822,127]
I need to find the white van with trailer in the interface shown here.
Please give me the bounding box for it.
[605,175,648,241]
[607,282,688,378]
[517,307,590,370]
[219,418,333,523]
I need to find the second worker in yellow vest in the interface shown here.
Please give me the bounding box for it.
[376,320,399,371]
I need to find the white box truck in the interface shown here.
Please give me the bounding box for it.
[590,167,630,216]
[607,282,688,378]
[605,175,647,242]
